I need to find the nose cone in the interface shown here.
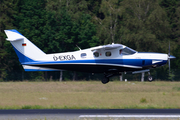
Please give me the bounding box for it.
[168,55,176,59]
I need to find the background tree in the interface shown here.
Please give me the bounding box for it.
[0,0,18,80]
[0,0,179,81]
[97,0,123,44]
[160,0,180,79]
[121,0,171,52]
[12,0,48,80]
[45,0,99,80]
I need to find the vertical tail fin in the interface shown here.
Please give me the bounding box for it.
[4,29,46,64]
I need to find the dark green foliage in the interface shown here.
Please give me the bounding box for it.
[0,0,18,80]
[0,0,180,81]
[73,13,99,49]
[86,0,102,16]
[14,0,47,51]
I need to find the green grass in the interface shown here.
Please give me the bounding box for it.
[140,98,147,103]
[0,81,180,109]
[172,86,180,91]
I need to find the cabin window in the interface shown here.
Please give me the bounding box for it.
[81,53,87,58]
[120,47,136,55]
[93,52,99,57]
[105,51,111,57]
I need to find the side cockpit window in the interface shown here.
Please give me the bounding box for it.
[93,52,99,57]
[120,47,136,55]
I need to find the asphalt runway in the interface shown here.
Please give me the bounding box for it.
[0,109,180,120]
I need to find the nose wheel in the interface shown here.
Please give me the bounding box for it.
[148,72,153,82]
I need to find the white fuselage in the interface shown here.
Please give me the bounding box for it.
[23,44,168,73]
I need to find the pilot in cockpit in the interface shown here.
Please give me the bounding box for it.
[119,49,122,55]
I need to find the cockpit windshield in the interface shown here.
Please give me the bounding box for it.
[121,47,137,55]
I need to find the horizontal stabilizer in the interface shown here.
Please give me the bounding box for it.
[6,38,24,41]
[23,65,62,71]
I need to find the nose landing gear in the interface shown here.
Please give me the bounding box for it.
[148,72,153,82]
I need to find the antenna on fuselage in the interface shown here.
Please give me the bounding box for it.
[76,45,81,50]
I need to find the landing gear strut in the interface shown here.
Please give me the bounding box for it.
[148,72,153,82]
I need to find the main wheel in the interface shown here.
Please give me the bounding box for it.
[148,75,153,82]
[101,77,109,84]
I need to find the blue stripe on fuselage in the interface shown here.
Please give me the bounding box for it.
[23,59,167,67]
[12,46,35,63]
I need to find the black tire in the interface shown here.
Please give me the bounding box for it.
[148,75,153,82]
[101,77,109,84]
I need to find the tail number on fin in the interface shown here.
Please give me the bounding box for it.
[53,55,76,61]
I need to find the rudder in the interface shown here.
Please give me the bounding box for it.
[4,29,46,64]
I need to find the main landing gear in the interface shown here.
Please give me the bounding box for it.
[102,77,109,84]
[101,72,121,84]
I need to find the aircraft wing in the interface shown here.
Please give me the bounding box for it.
[91,44,123,51]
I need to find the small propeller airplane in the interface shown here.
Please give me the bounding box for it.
[4,29,176,84]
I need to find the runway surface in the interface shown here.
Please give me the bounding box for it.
[0,109,180,119]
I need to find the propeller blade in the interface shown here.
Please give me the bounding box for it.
[169,59,170,74]
[168,41,170,56]
[167,41,176,76]
[168,41,171,74]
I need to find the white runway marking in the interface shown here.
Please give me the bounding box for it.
[79,115,180,118]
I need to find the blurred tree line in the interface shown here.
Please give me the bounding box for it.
[0,0,180,81]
